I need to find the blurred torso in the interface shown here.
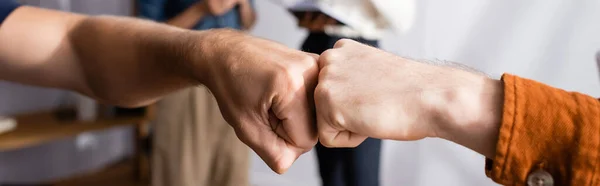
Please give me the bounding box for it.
[163,0,243,30]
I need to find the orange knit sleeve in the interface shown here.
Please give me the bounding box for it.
[485,74,600,185]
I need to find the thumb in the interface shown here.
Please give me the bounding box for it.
[305,52,319,61]
[234,125,302,174]
[314,80,367,147]
[316,115,368,148]
[263,141,303,174]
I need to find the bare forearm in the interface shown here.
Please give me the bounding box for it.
[166,2,207,29]
[0,6,211,107]
[434,69,504,158]
[0,6,87,92]
[238,0,256,30]
[69,16,209,106]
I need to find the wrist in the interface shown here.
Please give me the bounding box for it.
[157,29,213,87]
[186,29,247,88]
[434,71,504,158]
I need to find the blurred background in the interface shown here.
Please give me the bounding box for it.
[1,0,599,186]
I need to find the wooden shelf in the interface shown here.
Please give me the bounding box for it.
[0,106,153,185]
[0,110,148,151]
[50,159,149,186]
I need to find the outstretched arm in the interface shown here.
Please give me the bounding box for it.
[0,4,320,174]
[315,39,600,185]
[0,6,209,107]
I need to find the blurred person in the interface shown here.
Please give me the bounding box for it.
[0,0,317,179]
[292,1,414,185]
[137,0,256,186]
[314,39,600,186]
[299,13,382,186]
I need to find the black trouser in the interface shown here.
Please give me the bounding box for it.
[301,32,382,186]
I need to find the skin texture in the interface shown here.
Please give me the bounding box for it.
[314,39,504,159]
[0,6,316,173]
[198,29,319,173]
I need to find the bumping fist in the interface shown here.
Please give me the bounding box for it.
[314,39,495,148]
[201,30,319,174]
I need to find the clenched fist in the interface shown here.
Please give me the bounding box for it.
[314,39,502,156]
[200,29,319,174]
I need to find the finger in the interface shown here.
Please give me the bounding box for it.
[233,121,301,174]
[309,14,329,31]
[269,110,294,143]
[314,85,367,147]
[305,52,319,61]
[318,48,340,69]
[333,38,358,49]
[270,68,319,151]
[302,52,320,110]
[319,128,368,148]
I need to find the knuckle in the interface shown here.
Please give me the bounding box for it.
[314,83,333,103]
[333,39,353,48]
[320,49,340,64]
[273,68,295,88]
[233,127,253,148]
[318,66,336,79]
[330,112,347,131]
[298,139,318,151]
[315,89,346,128]
[299,54,318,67]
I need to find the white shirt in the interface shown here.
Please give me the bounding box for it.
[319,0,416,40]
[274,0,416,40]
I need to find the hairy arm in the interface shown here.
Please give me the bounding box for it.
[421,59,503,158]
[0,6,212,107]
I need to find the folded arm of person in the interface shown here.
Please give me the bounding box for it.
[237,0,256,30]
[139,0,255,30]
[138,0,209,29]
[315,39,600,185]
[164,2,209,28]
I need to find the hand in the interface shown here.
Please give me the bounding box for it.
[199,29,319,173]
[314,39,503,152]
[205,0,239,15]
[298,12,337,32]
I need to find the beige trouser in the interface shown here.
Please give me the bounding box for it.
[151,86,249,186]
